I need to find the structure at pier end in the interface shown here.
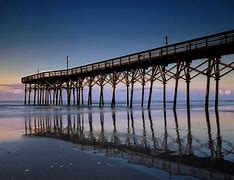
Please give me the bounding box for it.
[21,30,234,109]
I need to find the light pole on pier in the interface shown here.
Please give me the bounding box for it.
[165,35,168,54]
[165,35,168,46]
[66,56,69,75]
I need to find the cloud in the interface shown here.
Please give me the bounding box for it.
[0,84,23,92]
[0,84,24,100]
[219,89,232,96]
[13,89,24,94]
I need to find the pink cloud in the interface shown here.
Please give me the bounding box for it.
[0,84,24,100]
[219,89,232,96]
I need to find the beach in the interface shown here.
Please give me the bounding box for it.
[0,101,234,179]
[1,137,161,180]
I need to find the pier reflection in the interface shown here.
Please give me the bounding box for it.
[24,108,234,179]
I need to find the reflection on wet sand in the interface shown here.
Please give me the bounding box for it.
[24,109,234,179]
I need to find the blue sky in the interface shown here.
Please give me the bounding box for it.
[0,0,233,100]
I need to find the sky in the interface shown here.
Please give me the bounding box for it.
[0,0,234,101]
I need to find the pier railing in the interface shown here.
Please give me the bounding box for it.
[22,30,234,83]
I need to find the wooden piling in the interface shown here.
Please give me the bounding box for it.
[99,85,104,107]
[173,62,180,110]
[111,84,116,107]
[49,90,52,105]
[185,61,191,111]
[111,73,117,108]
[88,78,93,106]
[73,86,75,105]
[24,84,27,105]
[141,69,145,107]
[99,75,105,107]
[28,84,31,105]
[67,82,71,106]
[44,89,47,106]
[125,71,130,107]
[37,86,40,105]
[215,57,220,110]
[205,59,212,110]
[55,88,58,105]
[162,65,166,110]
[52,89,55,105]
[59,89,62,105]
[77,86,80,106]
[42,88,44,105]
[130,71,135,108]
[39,88,42,105]
[81,87,84,105]
[33,84,36,105]
[147,67,155,109]
[76,84,79,106]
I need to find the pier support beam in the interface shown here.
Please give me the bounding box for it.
[77,86,80,106]
[55,87,58,105]
[76,82,79,106]
[73,86,75,105]
[141,69,145,107]
[59,88,63,105]
[28,84,31,105]
[42,88,45,105]
[99,85,104,107]
[185,61,191,111]
[39,87,42,105]
[111,73,117,108]
[77,79,84,106]
[81,87,84,105]
[33,84,36,105]
[99,75,105,107]
[37,86,40,105]
[124,71,130,107]
[24,84,27,105]
[147,67,156,109]
[67,82,71,106]
[49,90,52,105]
[87,77,94,106]
[45,89,48,106]
[52,89,55,105]
[173,62,181,110]
[130,70,135,108]
[205,59,212,110]
[215,57,220,110]
[161,65,167,110]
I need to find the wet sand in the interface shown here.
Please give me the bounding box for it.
[0,102,234,179]
[0,137,157,180]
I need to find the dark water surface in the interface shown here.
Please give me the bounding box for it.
[0,101,233,179]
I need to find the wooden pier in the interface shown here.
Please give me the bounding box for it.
[21,30,234,109]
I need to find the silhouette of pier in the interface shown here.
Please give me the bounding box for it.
[21,30,234,109]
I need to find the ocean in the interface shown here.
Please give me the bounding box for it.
[0,100,233,179]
